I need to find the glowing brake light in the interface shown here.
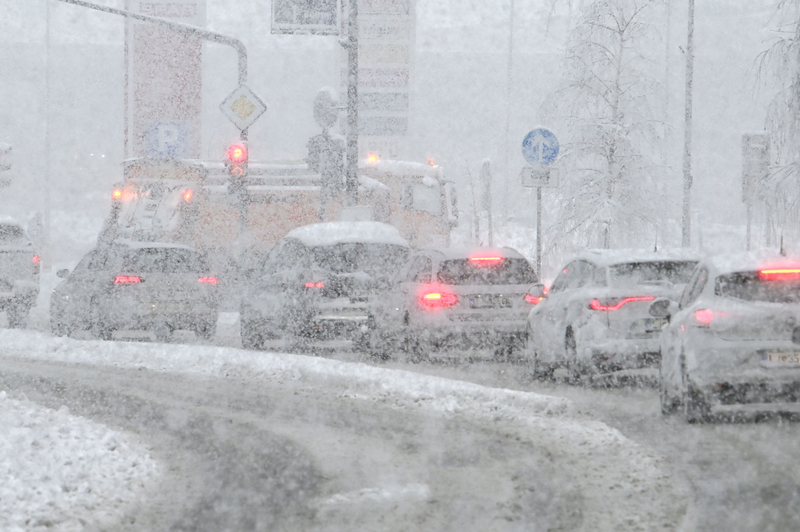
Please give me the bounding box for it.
[469,250,504,266]
[304,281,324,288]
[421,291,458,308]
[198,277,217,284]
[759,268,800,281]
[694,309,714,326]
[524,294,543,304]
[183,189,193,203]
[114,275,142,284]
[32,256,39,264]
[112,189,123,200]
[589,296,655,311]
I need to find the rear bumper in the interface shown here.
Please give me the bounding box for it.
[98,300,218,330]
[0,280,39,308]
[689,375,800,420]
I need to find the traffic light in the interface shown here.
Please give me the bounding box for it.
[226,141,248,178]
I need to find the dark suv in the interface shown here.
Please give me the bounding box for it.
[240,221,410,349]
[0,221,40,328]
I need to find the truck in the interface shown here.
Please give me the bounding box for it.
[98,156,458,275]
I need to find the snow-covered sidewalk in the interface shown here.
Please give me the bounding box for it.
[0,329,689,531]
[0,390,160,532]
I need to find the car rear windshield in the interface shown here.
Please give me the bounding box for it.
[715,271,800,303]
[437,258,538,285]
[0,224,25,245]
[309,243,409,277]
[122,248,209,273]
[608,261,697,287]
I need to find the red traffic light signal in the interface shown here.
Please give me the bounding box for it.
[226,142,248,177]
[227,142,247,163]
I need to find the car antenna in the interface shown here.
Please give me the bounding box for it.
[653,233,658,252]
[780,234,787,257]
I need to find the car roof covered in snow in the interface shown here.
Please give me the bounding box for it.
[568,248,703,268]
[284,222,409,248]
[705,250,800,275]
[421,247,527,261]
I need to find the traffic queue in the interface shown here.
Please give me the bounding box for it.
[0,216,789,424]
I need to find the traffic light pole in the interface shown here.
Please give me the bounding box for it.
[56,0,248,111]
[344,0,359,207]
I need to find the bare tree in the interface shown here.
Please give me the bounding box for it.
[758,0,800,247]
[541,0,668,253]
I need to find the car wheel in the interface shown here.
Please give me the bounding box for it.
[6,303,29,329]
[565,327,583,384]
[240,319,265,350]
[153,323,173,343]
[51,318,74,338]
[681,366,710,423]
[659,378,679,415]
[195,321,217,341]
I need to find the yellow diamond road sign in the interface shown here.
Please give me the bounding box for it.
[220,84,267,130]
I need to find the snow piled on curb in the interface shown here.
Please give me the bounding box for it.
[0,390,160,532]
[0,330,686,531]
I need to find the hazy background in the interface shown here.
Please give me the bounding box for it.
[0,0,780,272]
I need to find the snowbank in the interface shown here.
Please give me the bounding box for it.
[0,390,160,532]
[0,330,687,530]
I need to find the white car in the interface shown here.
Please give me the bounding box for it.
[656,252,800,422]
[365,247,542,362]
[525,249,699,382]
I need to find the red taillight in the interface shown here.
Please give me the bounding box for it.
[524,294,543,304]
[32,256,39,264]
[694,308,714,326]
[759,268,800,281]
[421,291,458,308]
[589,296,655,311]
[198,277,217,284]
[114,275,142,284]
[304,281,324,288]
[183,189,193,203]
[469,255,504,266]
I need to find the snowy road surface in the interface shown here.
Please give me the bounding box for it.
[0,328,687,531]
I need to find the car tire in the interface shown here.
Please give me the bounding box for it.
[51,318,74,338]
[659,379,680,415]
[195,321,217,341]
[153,323,173,343]
[681,367,710,423]
[240,319,265,350]
[565,327,583,384]
[6,303,29,329]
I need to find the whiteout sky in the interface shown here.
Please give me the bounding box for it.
[0,0,781,268]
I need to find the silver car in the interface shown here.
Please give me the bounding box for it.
[365,247,541,362]
[525,249,699,382]
[657,252,800,422]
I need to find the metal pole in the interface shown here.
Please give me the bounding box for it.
[345,0,359,206]
[43,0,52,272]
[682,0,694,247]
[536,186,542,276]
[501,0,515,224]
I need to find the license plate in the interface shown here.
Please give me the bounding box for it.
[469,295,510,309]
[764,352,800,363]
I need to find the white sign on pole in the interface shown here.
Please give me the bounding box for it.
[521,166,559,188]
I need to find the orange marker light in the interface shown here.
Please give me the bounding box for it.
[183,189,193,203]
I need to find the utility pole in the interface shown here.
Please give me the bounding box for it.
[344,0,359,207]
[682,0,694,247]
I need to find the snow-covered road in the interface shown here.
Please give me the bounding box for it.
[0,329,688,531]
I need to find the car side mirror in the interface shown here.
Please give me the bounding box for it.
[527,283,547,301]
[649,298,676,319]
[56,269,70,279]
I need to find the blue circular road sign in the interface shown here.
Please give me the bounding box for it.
[522,128,559,166]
